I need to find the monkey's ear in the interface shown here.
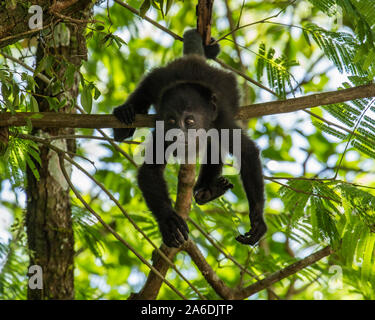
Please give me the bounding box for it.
[210,93,218,119]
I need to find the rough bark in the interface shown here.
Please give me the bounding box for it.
[0,0,91,48]
[25,3,92,300]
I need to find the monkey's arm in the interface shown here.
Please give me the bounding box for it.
[113,68,165,141]
[230,129,267,245]
[137,132,189,248]
[138,163,189,247]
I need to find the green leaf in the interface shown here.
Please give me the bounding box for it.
[30,96,39,112]
[93,85,101,100]
[165,0,173,14]
[140,0,151,17]
[81,86,92,114]
[24,153,40,180]
[361,235,375,282]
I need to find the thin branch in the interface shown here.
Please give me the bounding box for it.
[0,23,54,48]
[214,57,278,96]
[266,177,341,202]
[188,217,259,280]
[75,105,139,168]
[265,175,375,190]
[132,164,197,300]
[46,134,140,144]
[213,0,297,44]
[184,240,235,299]
[235,246,332,299]
[113,0,183,41]
[185,240,332,299]
[0,52,51,84]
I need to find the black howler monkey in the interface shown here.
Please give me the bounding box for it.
[113,30,266,248]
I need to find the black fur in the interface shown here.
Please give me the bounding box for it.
[113,30,266,248]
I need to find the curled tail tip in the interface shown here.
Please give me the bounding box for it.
[204,40,220,59]
[183,28,220,59]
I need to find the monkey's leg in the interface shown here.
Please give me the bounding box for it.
[194,141,233,205]
[230,131,267,245]
[137,132,189,248]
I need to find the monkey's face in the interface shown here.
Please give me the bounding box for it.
[159,85,216,134]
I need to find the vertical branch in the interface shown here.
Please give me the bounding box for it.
[175,164,196,220]
[130,164,197,300]
[197,0,215,44]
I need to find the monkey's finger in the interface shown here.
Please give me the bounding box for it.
[236,228,263,245]
[178,223,189,241]
[113,107,127,124]
[176,231,186,245]
[166,238,181,248]
[163,231,181,248]
[175,221,189,243]
[113,105,135,125]
[124,106,136,124]
[173,214,189,239]
[235,233,257,245]
[235,234,252,245]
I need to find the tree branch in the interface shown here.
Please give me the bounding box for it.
[235,246,332,299]
[1,84,374,128]
[185,242,332,299]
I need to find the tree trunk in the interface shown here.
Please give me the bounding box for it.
[25,4,91,299]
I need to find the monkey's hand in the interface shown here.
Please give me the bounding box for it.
[112,103,136,141]
[157,211,189,248]
[236,216,267,246]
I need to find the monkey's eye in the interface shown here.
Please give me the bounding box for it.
[167,118,176,125]
[185,117,195,126]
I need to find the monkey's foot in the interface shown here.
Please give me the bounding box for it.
[236,219,267,246]
[194,177,233,205]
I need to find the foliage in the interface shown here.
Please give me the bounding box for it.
[0,0,375,300]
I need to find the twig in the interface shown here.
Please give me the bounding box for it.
[185,241,332,299]
[235,246,332,299]
[0,23,54,48]
[113,0,183,41]
[214,57,278,96]
[188,217,259,280]
[212,0,297,44]
[50,11,103,25]
[0,52,51,84]
[266,177,341,202]
[46,134,140,144]
[75,105,139,168]
[334,98,375,179]
[265,175,375,190]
